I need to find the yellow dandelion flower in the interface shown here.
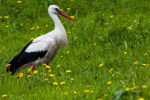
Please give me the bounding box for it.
[30,37,34,40]
[134,61,138,65]
[137,98,144,100]
[127,27,131,30]
[125,87,130,91]
[2,94,7,98]
[104,22,109,25]
[110,15,113,18]
[61,9,63,11]
[64,92,67,95]
[45,24,48,27]
[33,70,38,74]
[91,20,94,23]
[91,90,94,94]
[67,8,70,10]
[124,52,127,55]
[142,85,147,89]
[5,25,9,28]
[67,51,70,54]
[73,91,77,95]
[72,27,75,30]
[18,73,23,78]
[28,75,31,77]
[75,36,78,39]
[93,43,96,46]
[30,27,34,31]
[142,64,146,67]
[71,78,74,80]
[36,26,40,29]
[97,98,103,100]
[107,81,112,85]
[17,1,22,3]
[134,20,137,23]
[60,81,66,85]
[53,82,58,85]
[99,63,104,67]
[46,65,51,69]
[110,68,114,73]
[4,16,9,19]
[40,73,44,75]
[0,16,2,19]
[70,16,74,18]
[56,64,61,68]
[49,74,55,78]
[84,90,90,93]
[43,64,47,66]
[5,64,11,67]
[67,32,71,34]
[144,53,147,56]
[66,70,71,73]
[60,55,63,58]
[48,69,52,72]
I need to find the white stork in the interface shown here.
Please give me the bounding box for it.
[7,5,75,75]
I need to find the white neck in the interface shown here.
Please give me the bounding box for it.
[49,12,65,30]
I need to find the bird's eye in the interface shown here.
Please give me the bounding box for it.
[55,8,59,12]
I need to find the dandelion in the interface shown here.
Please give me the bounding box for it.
[60,81,66,85]
[5,64,11,67]
[142,85,147,89]
[107,81,112,85]
[43,64,47,66]
[45,24,48,27]
[124,52,127,54]
[53,82,58,85]
[134,20,137,23]
[49,74,55,78]
[61,9,63,11]
[60,55,63,58]
[67,32,71,34]
[2,94,7,98]
[110,68,114,73]
[5,25,9,28]
[17,1,22,3]
[75,36,78,39]
[0,16,2,19]
[30,27,34,31]
[64,92,67,95]
[127,27,131,30]
[104,22,109,25]
[99,63,103,67]
[28,75,31,77]
[45,65,51,69]
[36,26,40,29]
[56,64,61,68]
[66,70,71,73]
[134,61,138,65]
[131,86,137,90]
[4,16,9,19]
[93,43,96,46]
[142,64,146,67]
[48,69,52,72]
[73,91,77,95]
[84,90,90,93]
[125,87,130,91]
[91,20,94,23]
[67,51,70,54]
[40,73,44,75]
[144,53,147,56]
[33,70,38,74]
[110,15,113,18]
[30,37,34,40]
[18,73,23,78]
[91,90,94,94]
[71,78,74,80]
[70,16,74,18]
[67,8,70,10]
[137,98,144,100]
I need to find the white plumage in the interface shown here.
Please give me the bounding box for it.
[7,5,75,75]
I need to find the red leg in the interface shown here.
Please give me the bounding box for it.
[28,64,36,75]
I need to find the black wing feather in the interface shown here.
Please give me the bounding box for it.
[7,41,47,75]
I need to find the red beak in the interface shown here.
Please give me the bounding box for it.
[58,10,76,22]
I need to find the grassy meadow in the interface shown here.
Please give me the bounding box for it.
[1,0,150,100]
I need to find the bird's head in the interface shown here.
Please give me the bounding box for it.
[48,5,76,22]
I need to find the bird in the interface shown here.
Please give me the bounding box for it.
[6,5,76,75]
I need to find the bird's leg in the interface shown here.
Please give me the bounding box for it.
[28,64,36,75]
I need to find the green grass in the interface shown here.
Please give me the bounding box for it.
[1,0,150,100]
